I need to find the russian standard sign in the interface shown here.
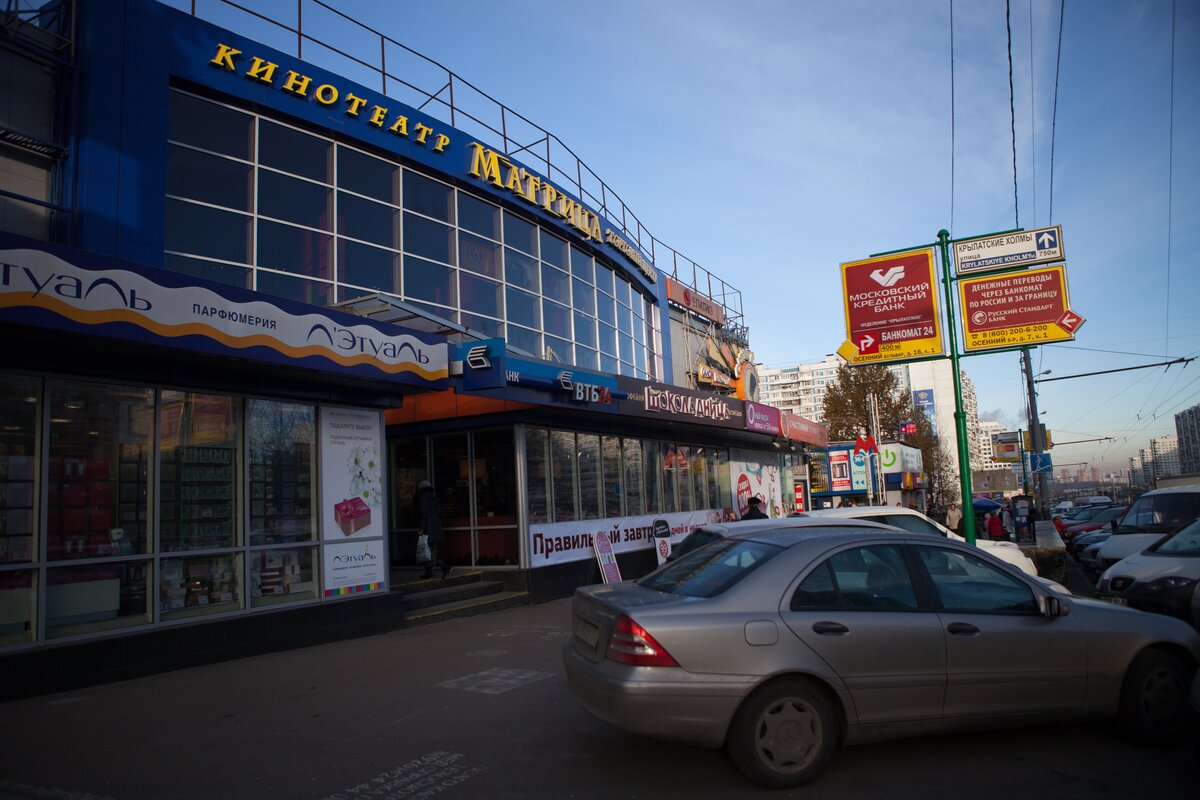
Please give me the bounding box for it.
[958,264,1083,351]
[953,225,1064,274]
[837,248,944,365]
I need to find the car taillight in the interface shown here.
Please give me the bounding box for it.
[606,615,679,667]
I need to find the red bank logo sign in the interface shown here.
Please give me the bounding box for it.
[838,249,943,365]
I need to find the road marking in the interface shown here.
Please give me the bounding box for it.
[437,668,553,695]
[319,752,485,800]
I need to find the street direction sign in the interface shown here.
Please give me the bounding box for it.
[837,248,943,365]
[1028,452,1053,474]
[953,225,1064,274]
[958,264,1083,352]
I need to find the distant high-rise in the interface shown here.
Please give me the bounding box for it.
[1176,404,1200,475]
[1150,435,1181,480]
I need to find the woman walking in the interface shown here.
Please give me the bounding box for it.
[415,480,447,579]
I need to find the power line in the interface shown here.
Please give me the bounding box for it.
[1164,0,1176,362]
[1028,0,1036,224]
[949,0,956,238]
[1048,0,1064,223]
[1006,0,1019,228]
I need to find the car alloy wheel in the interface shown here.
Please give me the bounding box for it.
[728,678,837,788]
[1119,650,1190,745]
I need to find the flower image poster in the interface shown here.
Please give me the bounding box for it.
[319,406,385,541]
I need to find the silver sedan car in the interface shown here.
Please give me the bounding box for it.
[563,519,1200,788]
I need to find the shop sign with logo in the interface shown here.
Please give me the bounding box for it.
[0,236,448,388]
[780,411,829,447]
[744,401,781,435]
[617,377,745,430]
[665,277,726,325]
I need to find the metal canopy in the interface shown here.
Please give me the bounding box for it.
[332,293,486,344]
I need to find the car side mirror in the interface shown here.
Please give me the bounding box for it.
[1042,596,1067,619]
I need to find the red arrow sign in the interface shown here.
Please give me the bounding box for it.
[858,333,879,354]
[1057,310,1084,333]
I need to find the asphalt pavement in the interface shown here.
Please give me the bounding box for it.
[0,589,1196,800]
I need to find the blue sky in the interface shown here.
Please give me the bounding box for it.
[185,0,1199,476]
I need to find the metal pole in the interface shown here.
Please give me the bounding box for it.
[1021,348,1048,516]
[936,230,976,545]
[1018,428,1029,495]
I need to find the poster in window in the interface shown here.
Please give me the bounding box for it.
[319,406,385,541]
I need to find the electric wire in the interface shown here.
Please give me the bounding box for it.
[1006,0,1020,228]
[1164,0,1176,362]
[1048,0,1064,223]
[1029,0,1036,225]
[949,0,956,238]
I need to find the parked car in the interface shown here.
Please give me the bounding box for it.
[563,520,1200,788]
[1052,500,1075,516]
[1062,506,1127,546]
[1060,503,1118,528]
[1071,529,1112,561]
[794,506,1046,583]
[1097,486,1200,572]
[1096,519,1200,625]
[1080,540,1109,574]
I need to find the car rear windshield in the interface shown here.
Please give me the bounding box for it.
[638,538,782,598]
[1150,520,1200,555]
[1118,493,1200,534]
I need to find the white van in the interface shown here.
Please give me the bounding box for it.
[1096,485,1200,572]
[1051,500,1074,516]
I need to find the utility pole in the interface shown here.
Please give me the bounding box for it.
[1021,348,1048,516]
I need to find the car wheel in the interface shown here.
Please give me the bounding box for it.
[1118,650,1190,745]
[727,678,837,788]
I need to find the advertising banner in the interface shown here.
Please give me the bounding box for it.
[744,401,782,435]
[912,389,937,436]
[809,451,830,493]
[322,539,386,596]
[529,509,722,567]
[780,412,829,447]
[729,449,783,518]
[0,236,449,388]
[665,277,727,325]
[829,451,851,492]
[837,248,943,365]
[850,450,869,491]
[319,407,385,542]
[959,265,1084,351]
[992,431,1022,462]
[617,378,745,430]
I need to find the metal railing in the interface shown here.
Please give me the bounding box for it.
[172,0,745,335]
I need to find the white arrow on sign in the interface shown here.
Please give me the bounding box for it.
[1037,230,1057,249]
[859,333,875,350]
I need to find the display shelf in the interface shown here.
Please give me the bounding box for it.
[160,446,236,552]
[0,455,35,563]
[249,444,313,543]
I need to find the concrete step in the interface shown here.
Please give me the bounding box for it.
[403,579,507,611]
[404,590,529,627]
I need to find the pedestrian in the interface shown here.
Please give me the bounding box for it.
[1002,502,1013,535]
[947,503,963,532]
[415,479,447,579]
[742,496,769,520]
[987,510,1005,541]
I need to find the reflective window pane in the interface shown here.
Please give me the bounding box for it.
[574,346,598,371]
[573,311,596,348]
[602,436,622,518]
[47,381,154,561]
[614,277,631,308]
[623,439,644,516]
[46,561,150,639]
[572,278,594,315]
[160,553,243,620]
[507,325,541,357]
[259,121,330,183]
[248,400,315,545]
[403,256,456,306]
[460,313,503,338]
[578,434,600,520]
[257,220,332,280]
[259,171,332,230]
[458,193,500,240]
[0,375,39,566]
[505,287,539,328]
[541,264,569,304]
[550,431,578,522]
[540,230,567,268]
[403,212,454,264]
[600,353,619,374]
[598,323,617,356]
[338,239,400,293]
[617,305,633,335]
[158,391,241,553]
[167,145,251,211]
[596,294,615,326]
[165,199,250,263]
[459,231,501,278]
[545,335,572,364]
[460,272,502,318]
[542,300,570,339]
[504,248,538,291]
[338,147,398,203]
[525,428,549,524]
[337,193,399,248]
[595,262,614,296]
[250,546,316,607]
[168,92,253,160]
[504,211,537,255]
[162,254,251,290]
[0,570,34,644]
[255,271,333,305]
[570,246,594,282]
[403,170,454,223]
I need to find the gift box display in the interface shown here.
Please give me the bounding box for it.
[333,497,371,536]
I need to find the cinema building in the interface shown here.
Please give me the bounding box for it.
[0,0,825,693]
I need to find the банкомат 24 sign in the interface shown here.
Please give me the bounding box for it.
[0,237,448,388]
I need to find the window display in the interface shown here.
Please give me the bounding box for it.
[250,546,316,606]
[46,560,150,639]
[248,400,315,545]
[160,553,242,620]
[159,391,241,552]
[0,569,34,645]
[0,375,39,565]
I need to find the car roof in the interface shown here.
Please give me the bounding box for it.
[799,506,922,520]
[691,516,895,540]
[1139,485,1200,496]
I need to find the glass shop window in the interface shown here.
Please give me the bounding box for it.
[601,436,622,518]
[158,391,241,553]
[249,546,316,607]
[247,400,316,546]
[0,374,39,566]
[526,428,550,525]
[46,560,151,639]
[578,434,601,521]
[642,440,664,515]
[550,431,579,522]
[160,553,243,621]
[623,439,644,517]
[47,381,154,561]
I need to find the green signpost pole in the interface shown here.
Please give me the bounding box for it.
[936,230,976,545]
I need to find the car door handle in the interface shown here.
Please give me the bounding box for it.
[812,621,849,635]
[946,622,980,636]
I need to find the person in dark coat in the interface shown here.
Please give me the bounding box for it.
[986,511,1005,541]
[742,496,769,520]
[415,479,447,579]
